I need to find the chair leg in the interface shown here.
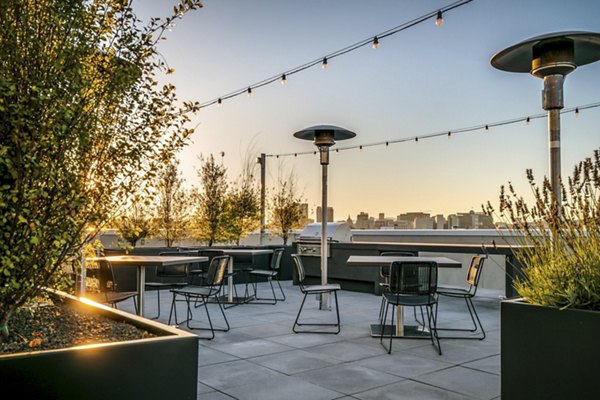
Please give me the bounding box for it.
[184,294,230,339]
[293,291,340,334]
[427,303,442,355]
[436,295,486,340]
[250,275,286,305]
[379,301,394,354]
[150,289,161,320]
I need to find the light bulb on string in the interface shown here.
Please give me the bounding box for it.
[247,87,252,97]
[373,37,379,49]
[217,98,222,107]
[415,137,419,143]
[485,125,489,131]
[281,74,287,85]
[322,57,328,69]
[435,10,443,26]
[526,117,530,125]
[575,107,580,117]
[448,131,452,138]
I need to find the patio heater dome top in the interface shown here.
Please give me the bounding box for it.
[491,31,600,78]
[294,124,356,147]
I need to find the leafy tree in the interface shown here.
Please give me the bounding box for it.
[113,195,154,247]
[193,154,228,246]
[270,174,304,245]
[225,166,260,245]
[0,0,202,340]
[153,159,190,247]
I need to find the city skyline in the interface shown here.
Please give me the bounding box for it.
[133,0,600,219]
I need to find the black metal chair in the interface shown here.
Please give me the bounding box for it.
[380,261,441,355]
[167,255,230,340]
[378,251,416,321]
[85,259,138,313]
[247,248,286,304]
[189,249,225,285]
[143,252,190,320]
[291,254,341,334]
[436,255,487,340]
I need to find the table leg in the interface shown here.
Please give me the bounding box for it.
[137,265,145,317]
[227,257,234,303]
[396,305,404,336]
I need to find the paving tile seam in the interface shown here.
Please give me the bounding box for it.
[456,363,500,377]
[403,377,481,400]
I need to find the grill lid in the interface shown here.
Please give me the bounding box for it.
[297,222,352,242]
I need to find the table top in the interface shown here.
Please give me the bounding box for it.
[346,255,462,268]
[87,255,208,266]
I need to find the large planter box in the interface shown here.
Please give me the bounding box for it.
[501,299,600,400]
[0,290,199,400]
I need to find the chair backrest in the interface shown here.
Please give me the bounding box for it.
[389,261,438,295]
[466,255,486,293]
[269,248,285,271]
[158,252,189,278]
[204,255,230,287]
[291,254,306,288]
[97,259,118,293]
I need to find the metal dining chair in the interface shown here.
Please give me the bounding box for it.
[167,255,231,340]
[291,254,341,334]
[85,259,139,313]
[143,252,190,319]
[247,248,286,304]
[378,251,416,322]
[380,261,441,355]
[435,255,487,340]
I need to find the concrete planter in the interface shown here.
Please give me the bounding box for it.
[501,298,600,400]
[0,290,199,400]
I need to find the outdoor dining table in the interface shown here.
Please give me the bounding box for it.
[85,255,208,317]
[211,249,273,305]
[346,255,462,338]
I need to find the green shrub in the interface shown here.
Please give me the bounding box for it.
[485,149,600,311]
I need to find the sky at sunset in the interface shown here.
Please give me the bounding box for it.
[133,0,600,222]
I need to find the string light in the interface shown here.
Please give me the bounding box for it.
[196,0,473,109]
[485,124,489,131]
[526,116,530,125]
[247,87,252,97]
[266,101,600,158]
[435,10,444,26]
[373,36,379,49]
[575,107,580,117]
[217,98,222,106]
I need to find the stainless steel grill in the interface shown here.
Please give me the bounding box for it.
[296,222,352,257]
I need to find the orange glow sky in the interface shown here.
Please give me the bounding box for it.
[134,0,600,221]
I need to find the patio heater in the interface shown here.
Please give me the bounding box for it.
[491,31,600,210]
[294,125,356,309]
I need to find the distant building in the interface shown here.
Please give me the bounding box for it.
[316,206,334,222]
[448,211,494,229]
[435,214,446,230]
[346,215,354,227]
[355,211,372,229]
[397,212,433,229]
[374,212,395,229]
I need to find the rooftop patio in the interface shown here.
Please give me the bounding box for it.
[120,280,501,400]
